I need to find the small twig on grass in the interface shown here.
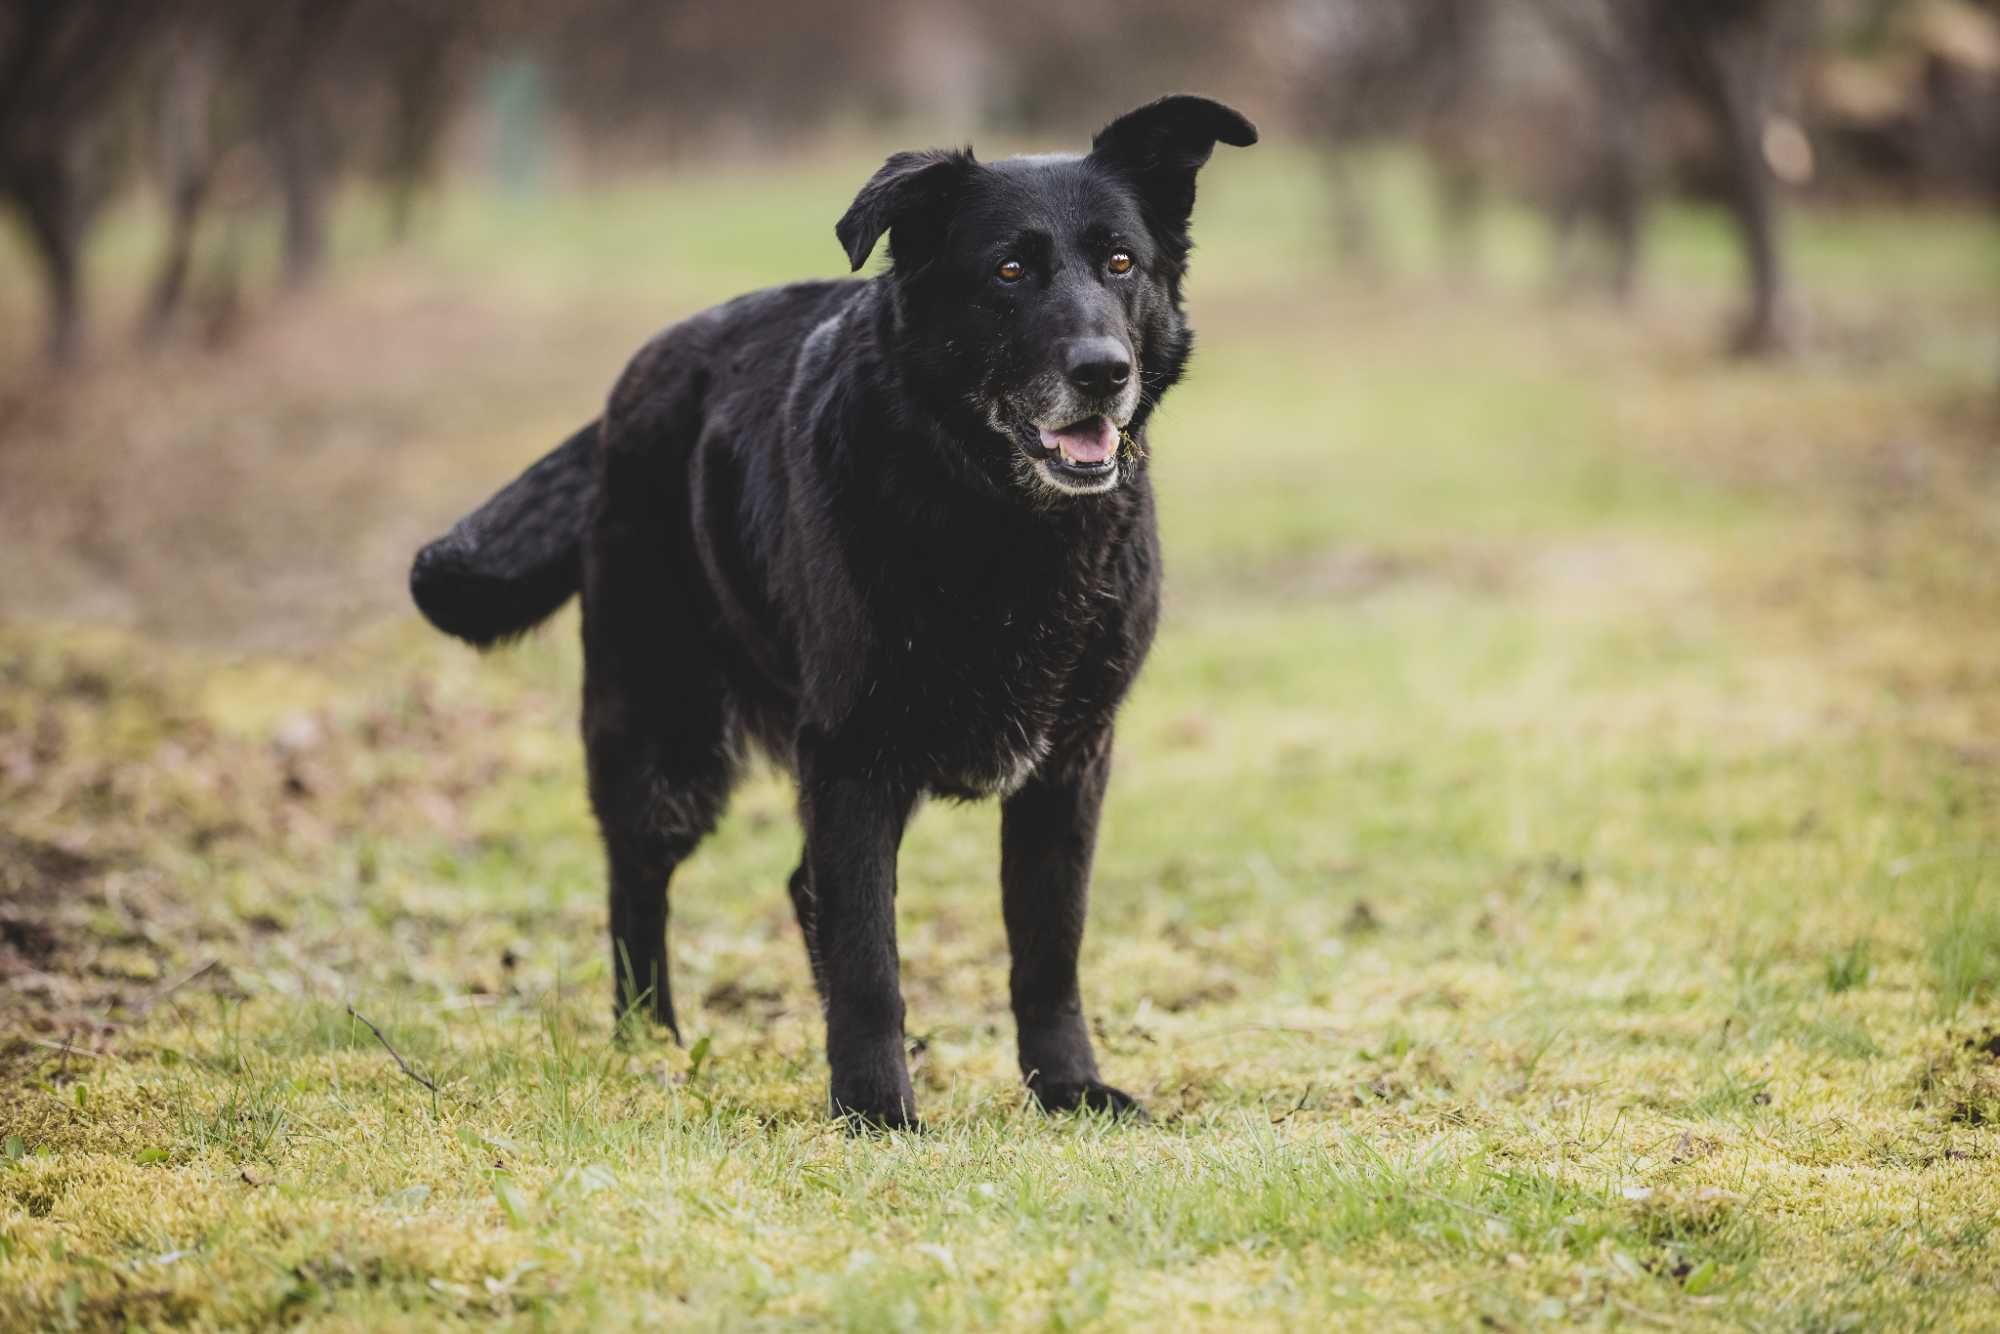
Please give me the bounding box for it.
[130,957,219,1020]
[347,1005,438,1094]
[26,1037,103,1058]
[1271,1082,1315,1124]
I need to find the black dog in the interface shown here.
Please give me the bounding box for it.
[410,96,1256,1127]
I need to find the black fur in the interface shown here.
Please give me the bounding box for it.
[410,422,596,648]
[409,97,1256,1128]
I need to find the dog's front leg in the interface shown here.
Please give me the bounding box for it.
[799,735,919,1129]
[1001,732,1143,1118]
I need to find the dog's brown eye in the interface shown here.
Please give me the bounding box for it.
[996,258,1025,283]
[1107,250,1134,275]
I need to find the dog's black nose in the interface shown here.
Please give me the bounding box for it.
[1063,337,1132,397]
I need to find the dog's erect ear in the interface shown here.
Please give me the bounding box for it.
[835,148,975,272]
[1089,96,1257,248]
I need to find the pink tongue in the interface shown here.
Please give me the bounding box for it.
[1038,417,1117,464]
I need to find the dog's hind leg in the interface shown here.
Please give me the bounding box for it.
[583,606,733,1038]
[581,367,732,1040]
[588,725,729,1039]
[786,861,828,1003]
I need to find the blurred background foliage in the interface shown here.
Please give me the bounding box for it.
[1,0,1995,370]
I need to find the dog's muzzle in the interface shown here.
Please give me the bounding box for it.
[1011,347,1140,496]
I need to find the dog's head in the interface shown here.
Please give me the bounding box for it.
[837,96,1256,501]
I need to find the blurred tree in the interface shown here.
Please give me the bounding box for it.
[8,0,1985,381]
[368,0,476,240]
[1530,0,1816,355]
[1651,0,1817,355]
[1528,0,1653,301]
[1289,0,1497,276]
[251,0,357,291]
[140,16,231,346]
[0,1,168,367]
[531,0,896,162]
[974,0,1270,136]
[136,0,490,340]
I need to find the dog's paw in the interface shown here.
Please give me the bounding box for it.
[828,1070,922,1134]
[833,1108,926,1136]
[830,1096,924,1135]
[1030,1078,1148,1120]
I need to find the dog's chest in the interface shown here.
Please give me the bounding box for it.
[871,564,1106,797]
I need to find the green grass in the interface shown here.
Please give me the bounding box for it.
[1929,872,2000,1020]
[2,143,1998,1330]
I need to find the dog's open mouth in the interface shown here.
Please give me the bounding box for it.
[1028,416,1121,487]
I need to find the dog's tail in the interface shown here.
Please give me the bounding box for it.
[409,421,597,648]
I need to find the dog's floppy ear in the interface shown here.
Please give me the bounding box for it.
[1089,96,1257,252]
[835,148,975,273]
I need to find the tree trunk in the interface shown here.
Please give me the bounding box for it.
[1602,96,1648,303]
[6,165,87,369]
[141,192,207,345]
[1703,58,1791,354]
[139,33,219,345]
[256,0,357,291]
[39,210,83,369]
[384,37,454,243]
[270,111,330,290]
[1424,0,1489,281]
[1663,0,1801,356]
[1530,0,1653,302]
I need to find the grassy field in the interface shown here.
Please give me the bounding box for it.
[2,146,1999,1329]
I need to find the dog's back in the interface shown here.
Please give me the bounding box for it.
[408,279,856,654]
